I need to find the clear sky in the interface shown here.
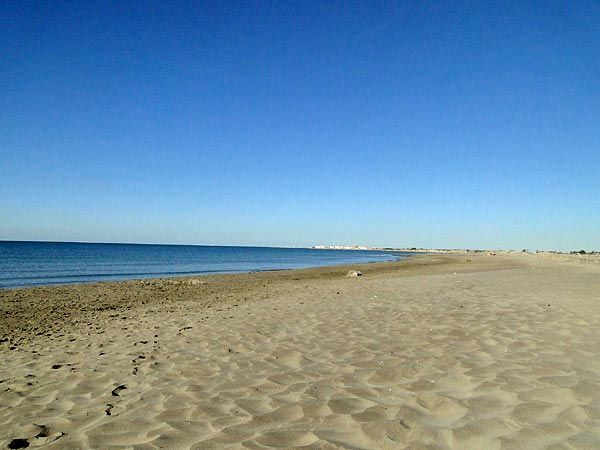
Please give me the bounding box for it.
[1,1,599,251]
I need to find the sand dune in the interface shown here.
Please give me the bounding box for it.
[1,254,599,449]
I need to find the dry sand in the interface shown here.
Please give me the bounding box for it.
[1,253,599,449]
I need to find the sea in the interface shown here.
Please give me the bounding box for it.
[0,241,411,289]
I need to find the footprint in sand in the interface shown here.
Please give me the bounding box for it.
[111,385,127,396]
[8,424,66,449]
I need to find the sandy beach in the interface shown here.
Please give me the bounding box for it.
[1,253,599,449]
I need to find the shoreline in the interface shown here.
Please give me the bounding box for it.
[0,242,408,290]
[0,252,505,346]
[2,252,599,449]
[0,256,407,292]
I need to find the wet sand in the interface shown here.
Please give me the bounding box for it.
[1,253,599,449]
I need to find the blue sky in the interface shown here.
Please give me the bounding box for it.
[1,1,599,250]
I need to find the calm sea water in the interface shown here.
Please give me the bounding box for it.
[0,241,409,289]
